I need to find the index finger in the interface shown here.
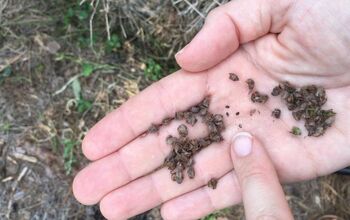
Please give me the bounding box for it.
[83,70,208,160]
[230,133,293,220]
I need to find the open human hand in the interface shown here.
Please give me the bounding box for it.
[73,0,350,219]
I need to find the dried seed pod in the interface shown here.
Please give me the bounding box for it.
[175,111,185,120]
[213,114,223,123]
[177,124,188,137]
[190,106,200,113]
[229,73,239,81]
[246,78,255,93]
[187,166,195,179]
[185,114,198,126]
[199,108,208,116]
[251,91,269,104]
[272,108,281,119]
[209,133,223,142]
[207,178,218,189]
[292,111,303,121]
[186,158,194,167]
[271,85,282,96]
[166,135,177,145]
[201,97,210,108]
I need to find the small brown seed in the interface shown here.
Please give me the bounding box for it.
[190,106,200,113]
[187,166,195,179]
[175,111,185,120]
[251,91,269,104]
[246,78,255,93]
[229,73,239,81]
[208,178,218,189]
[177,124,188,137]
[271,108,281,119]
[271,85,282,96]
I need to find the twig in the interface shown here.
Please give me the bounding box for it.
[12,152,38,163]
[102,0,111,40]
[89,0,100,48]
[52,74,80,96]
[6,167,28,218]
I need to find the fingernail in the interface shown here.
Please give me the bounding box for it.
[232,132,252,157]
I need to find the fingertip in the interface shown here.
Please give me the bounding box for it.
[72,170,98,205]
[82,132,99,161]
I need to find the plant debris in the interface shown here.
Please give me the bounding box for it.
[291,126,302,136]
[229,73,239,81]
[246,78,255,93]
[251,91,269,104]
[272,108,281,119]
[272,82,336,137]
[207,178,218,189]
[162,97,225,184]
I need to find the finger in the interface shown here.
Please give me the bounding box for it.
[73,120,208,205]
[175,0,292,72]
[231,132,293,220]
[99,140,234,220]
[82,70,207,160]
[161,171,242,220]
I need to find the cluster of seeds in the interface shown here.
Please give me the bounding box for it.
[272,82,336,137]
[146,74,336,189]
[163,97,225,184]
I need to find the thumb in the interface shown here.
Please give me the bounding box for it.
[230,132,293,220]
[175,0,292,72]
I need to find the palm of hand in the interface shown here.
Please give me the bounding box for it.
[73,1,350,219]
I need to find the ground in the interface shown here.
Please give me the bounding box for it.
[0,0,349,219]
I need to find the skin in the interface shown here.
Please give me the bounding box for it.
[73,0,350,219]
[230,132,293,220]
